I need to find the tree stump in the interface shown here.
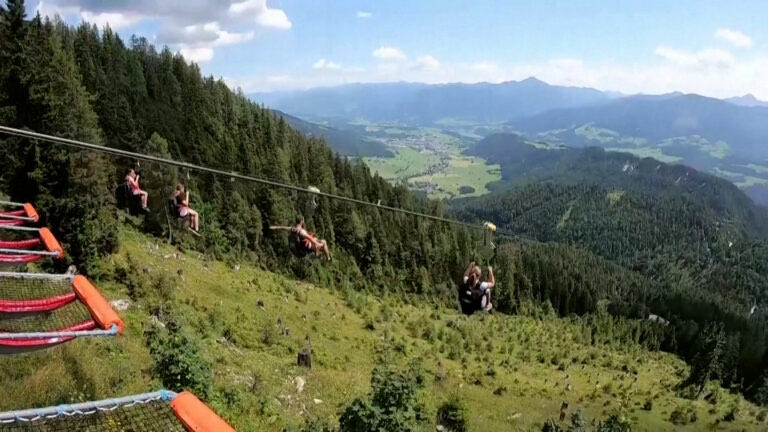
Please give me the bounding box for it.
[297,349,312,369]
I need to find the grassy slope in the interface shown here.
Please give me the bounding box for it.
[1,227,765,431]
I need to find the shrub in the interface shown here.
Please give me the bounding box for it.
[723,407,737,422]
[669,404,696,425]
[458,186,475,195]
[145,316,212,398]
[596,414,631,432]
[541,419,564,432]
[436,394,470,432]
[338,362,425,432]
[290,418,335,432]
[642,399,653,411]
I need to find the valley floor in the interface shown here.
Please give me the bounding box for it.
[361,126,501,199]
[0,228,764,431]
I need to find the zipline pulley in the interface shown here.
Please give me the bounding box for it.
[307,186,321,209]
[483,221,497,250]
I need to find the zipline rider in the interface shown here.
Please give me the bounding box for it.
[459,261,494,314]
[270,216,332,262]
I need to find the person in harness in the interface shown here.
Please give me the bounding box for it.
[270,216,332,262]
[172,184,199,233]
[458,261,495,314]
[125,168,149,212]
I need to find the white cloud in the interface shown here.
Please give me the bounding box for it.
[37,0,289,62]
[356,11,372,18]
[80,11,141,29]
[255,8,291,29]
[230,0,291,29]
[180,46,214,62]
[313,58,341,70]
[36,1,80,20]
[654,45,735,69]
[414,55,441,72]
[372,46,406,61]
[715,28,752,48]
[164,22,254,47]
[165,21,254,63]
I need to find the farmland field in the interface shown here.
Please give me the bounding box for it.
[362,126,500,199]
[408,156,501,198]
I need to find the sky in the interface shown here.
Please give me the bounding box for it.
[27,0,768,99]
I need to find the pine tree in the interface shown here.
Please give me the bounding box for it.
[681,323,726,398]
[0,0,28,125]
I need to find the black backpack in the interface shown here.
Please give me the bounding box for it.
[288,231,311,258]
[115,183,131,209]
[168,198,183,219]
[458,283,484,315]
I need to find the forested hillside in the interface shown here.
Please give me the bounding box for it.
[2,2,768,429]
[0,3,476,301]
[456,135,768,403]
[467,133,768,236]
[271,110,393,157]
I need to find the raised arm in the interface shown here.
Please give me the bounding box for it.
[486,266,495,288]
[464,261,475,278]
[269,225,293,232]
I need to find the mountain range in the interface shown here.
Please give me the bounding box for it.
[726,94,768,108]
[252,77,611,124]
[507,94,768,205]
[253,79,768,205]
[510,93,768,160]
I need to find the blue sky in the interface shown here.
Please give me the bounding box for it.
[28,0,768,98]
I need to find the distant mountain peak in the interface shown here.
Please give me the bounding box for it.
[519,76,547,85]
[725,93,768,107]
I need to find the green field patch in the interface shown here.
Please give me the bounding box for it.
[606,147,682,163]
[408,156,501,198]
[616,135,649,147]
[364,147,440,180]
[659,136,730,159]
[575,124,620,143]
[712,167,746,180]
[362,125,496,198]
[746,163,768,175]
[736,176,768,188]
[531,140,567,150]
[434,118,480,127]
[607,190,626,205]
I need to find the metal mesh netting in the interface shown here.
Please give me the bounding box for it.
[0,301,92,333]
[0,276,72,301]
[0,399,186,432]
[0,230,35,242]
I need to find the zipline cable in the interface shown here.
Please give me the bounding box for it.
[0,125,533,241]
